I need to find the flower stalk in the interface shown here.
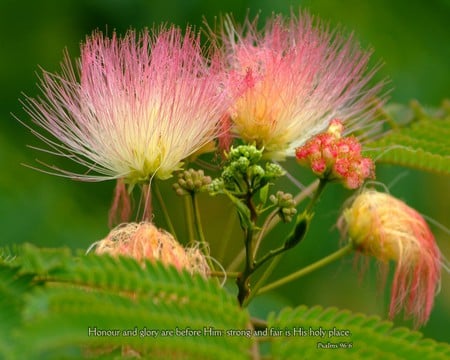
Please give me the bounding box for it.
[244,180,326,306]
[257,243,353,295]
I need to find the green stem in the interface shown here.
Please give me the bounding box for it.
[237,224,254,306]
[236,192,259,306]
[245,228,254,273]
[254,210,278,256]
[251,317,267,331]
[227,180,319,272]
[191,193,214,270]
[153,181,177,238]
[217,208,236,264]
[254,245,286,272]
[243,179,327,305]
[246,254,279,304]
[141,183,152,221]
[257,243,353,295]
[242,245,285,307]
[209,271,240,278]
[191,193,206,245]
[305,178,327,213]
[184,196,195,243]
[227,247,245,272]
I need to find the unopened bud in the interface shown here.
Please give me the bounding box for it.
[284,212,312,249]
[173,168,212,195]
[270,191,297,223]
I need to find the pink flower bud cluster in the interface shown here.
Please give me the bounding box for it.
[295,120,374,189]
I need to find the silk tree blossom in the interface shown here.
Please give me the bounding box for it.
[93,222,210,277]
[295,119,374,189]
[338,190,443,327]
[21,27,229,184]
[218,11,386,159]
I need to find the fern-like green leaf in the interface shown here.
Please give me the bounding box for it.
[6,245,450,359]
[365,101,450,175]
[0,248,41,359]
[6,244,252,360]
[266,305,450,359]
[0,265,36,359]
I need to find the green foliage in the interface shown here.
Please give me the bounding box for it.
[267,305,450,359]
[365,101,450,175]
[0,250,37,359]
[2,245,449,359]
[2,244,251,360]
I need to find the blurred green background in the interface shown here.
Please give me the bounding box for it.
[1,0,449,343]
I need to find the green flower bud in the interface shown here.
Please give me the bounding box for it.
[270,191,297,223]
[207,178,224,194]
[265,162,285,179]
[173,168,212,195]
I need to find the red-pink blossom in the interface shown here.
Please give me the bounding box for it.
[21,27,229,183]
[339,190,443,327]
[217,11,386,159]
[295,119,374,189]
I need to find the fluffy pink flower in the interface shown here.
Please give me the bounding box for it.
[93,222,210,277]
[295,119,374,189]
[21,27,229,183]
[218,11,386,159]
[338,190,443,327]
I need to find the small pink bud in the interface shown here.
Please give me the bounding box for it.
[327,119,345,138]
[338,190,443,327]
[311,158,327,174]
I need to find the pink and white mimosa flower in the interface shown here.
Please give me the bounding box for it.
[218,11,386,159]
[339,190,443,327]
[21,27,229,184]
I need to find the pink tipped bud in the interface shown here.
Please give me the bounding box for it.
[295,120,374,189]
[93,222,209,277]
[338,190,443,327]
[327,119,345,138]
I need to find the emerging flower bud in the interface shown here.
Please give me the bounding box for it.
[338,190,443,327]
[269,191,297,223]
[173,168,212,196]
[93,222,209,277]
[296,119,374,189]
